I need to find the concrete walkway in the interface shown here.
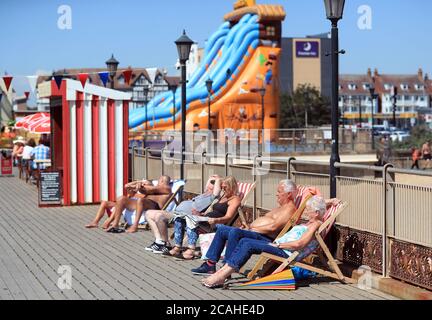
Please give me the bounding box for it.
[0,173,399,300]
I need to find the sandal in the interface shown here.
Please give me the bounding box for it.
[106,227,125,234]
[175,248,196,261]
[162,246,183,258]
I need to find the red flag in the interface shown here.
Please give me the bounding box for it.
[123,69,132,85]
[24,91,30,99]
[2,76,13,92]
[78,73,89,88]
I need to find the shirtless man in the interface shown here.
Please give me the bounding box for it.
[421,140,431,169]
[191,179,298,275]
[85,176,171,233]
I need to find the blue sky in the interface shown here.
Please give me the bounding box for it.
[1,0,431,97]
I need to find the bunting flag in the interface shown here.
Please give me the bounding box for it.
[229,269,296,291]
[26,76,38,93]
[78,73,89,88]
[123,69,132,85]
[53,75,63,90]
[2,76,13,92]
[98,72,109,87]
[24,91,30,99]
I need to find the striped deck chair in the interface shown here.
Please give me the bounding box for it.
[241,185,320,276]
[246,201,355,284]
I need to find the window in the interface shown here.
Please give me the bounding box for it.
[400,84,409,90]
[384,83,393,90]
[348,84,357,90]
[266,26,276,37]
[362,83,370,90]
[415,84,425,90]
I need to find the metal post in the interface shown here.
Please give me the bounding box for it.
[253,154,260,221]
[180,62,187,180]
[201,151,206,194]
[225,152,230,177]
[132,146,136,181]
[208,92,211,131]
[144,147,149,180]
[382,163,394,278]
[261,92,265,155]
[371,95,376,150]
[288,157,296,181]
[358,95,362,128]
[392,86,398,128]
[330,19,341,199]
[172,90,176,130]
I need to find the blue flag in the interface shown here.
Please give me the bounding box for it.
[98,72,109,87]
[53,75,63,90]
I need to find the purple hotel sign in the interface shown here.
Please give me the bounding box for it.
[296,41,319,58]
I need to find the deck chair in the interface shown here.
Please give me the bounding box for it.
[246,201,355,284]
[240,185,320,275]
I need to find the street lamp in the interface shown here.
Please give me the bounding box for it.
[143,85,149,144]
[369,83,378,150]
[358,95,362,128]
[105,54,119,89]
[206,79,213,131]
[175,30,194,180]
[169,84,177,130]
[391,86,398,128]
[324,0,345,198]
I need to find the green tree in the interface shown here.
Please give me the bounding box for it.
[391,124,432,149]
[279,84,331,129]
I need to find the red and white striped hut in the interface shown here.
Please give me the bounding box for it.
[39,78,131,206]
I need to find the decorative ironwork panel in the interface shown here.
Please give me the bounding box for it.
[336,226,383,273]
[390,239,432,291]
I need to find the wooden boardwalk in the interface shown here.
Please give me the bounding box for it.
[0,173,399,300]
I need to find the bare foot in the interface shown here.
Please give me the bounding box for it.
[169,246,182,256]
[101,220,111,229]
[126,225,138,233]
[85,222,98,229]
[202,273,227,288]
[182,248,195,260]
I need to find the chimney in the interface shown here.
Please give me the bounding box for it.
[425,73,429,81]
[367,68,372,78]
[418,68,423,81]
[374,68,379,77]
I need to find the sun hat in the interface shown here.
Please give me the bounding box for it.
[13,136,26,145]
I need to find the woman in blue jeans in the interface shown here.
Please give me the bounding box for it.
[169,176,241,260]
[201,196,328,288]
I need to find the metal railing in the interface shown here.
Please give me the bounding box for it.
[130,147,432,280]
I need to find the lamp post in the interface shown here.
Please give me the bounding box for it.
[143,85,149,145]
[391,86,398,128]
[169,84,177,130]
[369,84,378,150]
[304,91,311,128]
[175,30,194,180]
[324,0,345,198]
[358,95,362,128]
[206,79,213,131]
[105,54,119,89]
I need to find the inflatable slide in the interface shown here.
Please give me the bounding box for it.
[129,3,286,133]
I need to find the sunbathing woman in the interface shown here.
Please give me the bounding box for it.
[168,176,241,260]
[201,196,331,288]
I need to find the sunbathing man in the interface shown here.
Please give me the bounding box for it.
[84,179,153,229]
[85,176,172,233]
[191,179,298,275]
[144,175,222,254]
[201,196,331,288]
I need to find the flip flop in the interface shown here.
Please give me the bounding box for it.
[107,227,125,234]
